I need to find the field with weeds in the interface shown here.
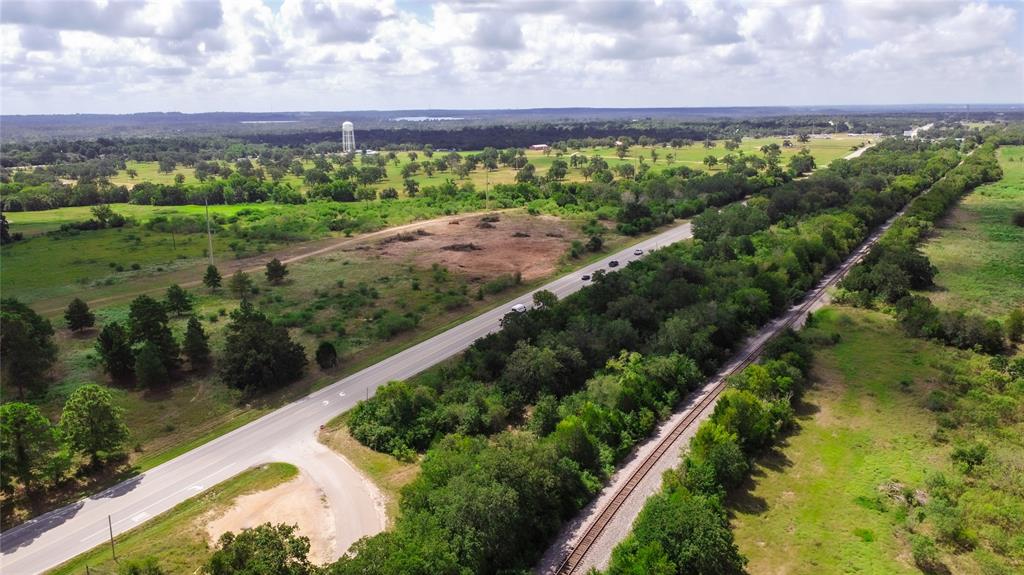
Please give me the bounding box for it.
[731,307,1023,575]
[47,463,298,575]
[921,145,1024,318]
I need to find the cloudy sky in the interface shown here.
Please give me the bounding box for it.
[1,0,1022,115]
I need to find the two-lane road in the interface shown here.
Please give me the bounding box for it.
[0,222,693,574]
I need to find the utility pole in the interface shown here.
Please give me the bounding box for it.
[108,515,116,560]
[204,194,214,265]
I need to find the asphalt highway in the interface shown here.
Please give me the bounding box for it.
[0,222,693,574]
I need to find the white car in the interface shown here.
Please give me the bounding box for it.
[633,249,644,256]
[510,303,528,313]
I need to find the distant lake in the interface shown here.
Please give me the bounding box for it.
[392,116,464,122]
[239,120,299,124]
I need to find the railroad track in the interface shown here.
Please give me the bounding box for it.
[553,204,907,575]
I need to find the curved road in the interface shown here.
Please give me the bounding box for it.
[0,222,694,574]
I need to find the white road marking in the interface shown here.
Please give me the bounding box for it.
[131,512,151,523]
[338,392,346,397]
[322,400,330,406]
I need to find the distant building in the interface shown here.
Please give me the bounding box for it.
[342,121,356,153]
[529,144,550,151]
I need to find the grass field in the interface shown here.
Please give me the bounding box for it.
[731,307,1022,575]
[921,145,1024,318]
[47,463,298,575]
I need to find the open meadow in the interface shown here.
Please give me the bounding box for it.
[920,145,1024,318]
[731,307,1023,575]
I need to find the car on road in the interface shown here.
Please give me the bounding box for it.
[608,260,619,268]
[633,249,644,256]
[581,274,591,281]
[510,303,528,313]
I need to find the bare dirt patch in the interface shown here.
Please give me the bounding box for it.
[204,470,336,564]
[368,213,580,282]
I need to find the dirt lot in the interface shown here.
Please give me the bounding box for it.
[204,470,336,564]
[364,212,580,282]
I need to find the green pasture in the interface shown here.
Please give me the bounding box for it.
[921,145,1024,318]
[731,307,1021,575]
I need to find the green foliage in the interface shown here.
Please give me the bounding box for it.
[220,301,307,394]
[64,297,96,331]
[128,294,180,369]
[118,557,166,575]
[265,258,289,284]
[315,340,338,369]
[183,316,211,367]
[96,321,135,379]
[135,341,169,388]
[206,523,316,575]
[204,264,223,291]
[0,402,63,493]
[607,487,746,575]
[229,270,255,299]
[0,298,57,397]
[164,284,194,316]
[59,383,129,465]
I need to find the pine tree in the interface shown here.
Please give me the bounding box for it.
[59,384,129,467]
[64,297,96,332]
[183,316,211,367]
[134,341,168,388]
[229,270,254,300]
[1,298,57,397]
[203,264,222,291]
[164,284,193,316]
[96,322,135,380]
[265,258,289,285]
[128,295,179,370]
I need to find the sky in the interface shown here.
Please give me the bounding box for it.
[1,0,1022,115]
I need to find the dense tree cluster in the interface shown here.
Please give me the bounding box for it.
[335,137,964,573]
[838,143,1009,353]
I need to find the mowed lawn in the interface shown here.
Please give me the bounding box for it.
[731,308,956,574]
[47,463,298,575]
[921,145,1024,318]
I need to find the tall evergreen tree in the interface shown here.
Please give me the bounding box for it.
[183,316,211,367]
[221,301,306,394]
[128,295,179,369]
[203,264,222,291]
[134,341,168,388]
[96,322,135,380]
[64,298,96,332]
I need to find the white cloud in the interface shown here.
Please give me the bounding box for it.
[0,0,1020,114]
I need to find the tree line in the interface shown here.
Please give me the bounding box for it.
[324,137,965,574]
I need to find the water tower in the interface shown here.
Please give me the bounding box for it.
[342,121,356,153]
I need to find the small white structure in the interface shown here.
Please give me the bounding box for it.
[342,121,356,153]
[529,144,549,151]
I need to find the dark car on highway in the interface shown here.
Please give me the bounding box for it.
[608,260,619,268]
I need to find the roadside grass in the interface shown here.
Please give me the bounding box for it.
[46,463,298,575]
[920,145,1024,318]
[321,413,418,525]
[730,307,954,574]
